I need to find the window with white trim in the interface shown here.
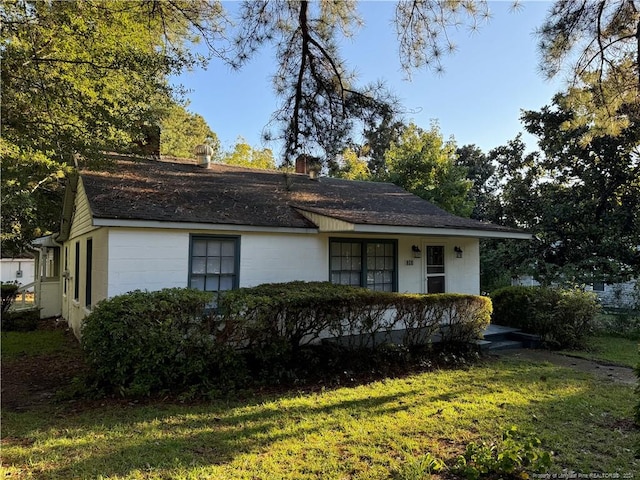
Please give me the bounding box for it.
[189,236,239,305]
[330,239,396,291]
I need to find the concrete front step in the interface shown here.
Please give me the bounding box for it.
[480,324,540,351]
[486,340,524,351]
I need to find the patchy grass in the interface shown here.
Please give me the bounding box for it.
[1,329,70,359]
[559,335,639,368]
[1,355,637,479]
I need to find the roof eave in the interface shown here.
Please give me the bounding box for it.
[350,224,532,239]
[294,207,531,239]
[91,218,320,235]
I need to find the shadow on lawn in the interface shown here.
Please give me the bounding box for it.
[12,359,635,479]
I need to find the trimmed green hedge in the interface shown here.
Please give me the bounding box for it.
[81,283,492,397]
[491,286,600,349]
[81,288,245,397]
[219,281,492,351]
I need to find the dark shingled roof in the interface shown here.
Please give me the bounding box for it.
[79,157,523,234]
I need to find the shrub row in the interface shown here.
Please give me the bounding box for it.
[491,285,600,349]
[219,281,491,350]
[81,283,492,397]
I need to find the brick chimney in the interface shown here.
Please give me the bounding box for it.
[295,154,308,174]
[295,154,321,178]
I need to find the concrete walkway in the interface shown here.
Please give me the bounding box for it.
[494,348,637,386]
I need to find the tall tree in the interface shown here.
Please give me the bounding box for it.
[233,1,491,163]
[455,144,500,221]
[221,139,277,170]
[538,0,640,140]
[160,104,220,159]
[523,95,640,283]
[362,110,407,178]
[384,123,473,217]
[483,97,640,286]
[1,0,225,254]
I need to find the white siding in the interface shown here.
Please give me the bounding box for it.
[107,229,190,297]
[239,233,327,286]
[63,226,483,337]
[105,229,327,295]
[0,258,35,286]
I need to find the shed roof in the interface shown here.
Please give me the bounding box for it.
[78,157,526,237]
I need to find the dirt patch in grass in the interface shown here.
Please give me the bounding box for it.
[1,319,87,411]
[494,348,637,385]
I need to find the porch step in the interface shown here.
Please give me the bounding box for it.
[479,324,540,351]
[486,340,524,351]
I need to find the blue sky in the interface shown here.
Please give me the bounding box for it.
[174,1,564,156]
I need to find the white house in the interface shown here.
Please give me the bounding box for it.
[34,155,530,338]
[1,257,35,287]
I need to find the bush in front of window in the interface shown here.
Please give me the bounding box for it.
[81,288,247,397]
[491,285,600,349]
[219,282,492,385]
[219,281,492,356]
[80,284,493,397]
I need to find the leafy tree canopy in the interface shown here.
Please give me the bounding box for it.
[384,123,473,217]
[2,0,225,163]
[480,96,640,286]
[0,139,71,257]
[160,104,221,159]
[455,144,499,221]
[538,0,640,141]
[1,0,225,254]
[221,139,277,170]
[331,148,372,181]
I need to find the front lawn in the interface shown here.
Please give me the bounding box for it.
[559,335,639,368]
[1,354,637,479]
[1,329,70,358]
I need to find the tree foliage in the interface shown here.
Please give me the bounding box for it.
[331,148,372,181]
[0,140,71,257]
[160,104,220,159]
[384,123,473,217]
[1,0,225,163]
[221,140,277,170]
[0,0,225,253]
[538,0,640,140]
[456,144,499,221]
[479,97,640,287]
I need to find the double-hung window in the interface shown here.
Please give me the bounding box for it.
[330,239,396,291]
[189,236,239,305]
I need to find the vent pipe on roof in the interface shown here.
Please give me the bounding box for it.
[194,144,214,168]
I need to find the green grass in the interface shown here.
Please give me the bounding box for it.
[1,329,70,359]
[560,335,639,368]
[2,356,637,479]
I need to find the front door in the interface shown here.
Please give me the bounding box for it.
[425,245,445,293]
